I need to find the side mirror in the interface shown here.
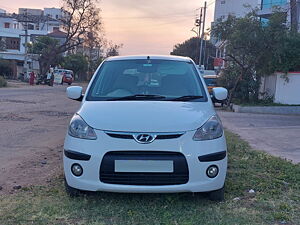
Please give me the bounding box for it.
[67,86,83,101]
[212,87,228,101]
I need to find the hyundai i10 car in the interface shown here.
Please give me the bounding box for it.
[64,55,228,201]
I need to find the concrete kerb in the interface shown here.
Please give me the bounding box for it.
[232,104,300,115]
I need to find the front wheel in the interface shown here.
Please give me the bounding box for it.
[64,177,81,197]
[208,186,225,201]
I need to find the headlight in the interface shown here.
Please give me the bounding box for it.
[193,115,223,141]
[68,114,97,140]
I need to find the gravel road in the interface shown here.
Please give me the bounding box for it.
[0,83,81,193]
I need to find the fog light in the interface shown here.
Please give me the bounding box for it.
[206,165,219,178]
[71,163,83,176]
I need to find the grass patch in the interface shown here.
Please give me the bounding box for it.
[0,131,299,225]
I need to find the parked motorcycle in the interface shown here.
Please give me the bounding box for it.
[36,75,50,85]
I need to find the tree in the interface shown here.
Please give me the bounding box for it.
[0,39,6,51]
[0,59,12,77]
[28,36,63,74]
[170,37,216,69]
[211,11,300,104]
[34,0,103,75]
[62,54,88,80]
[105,42,123,57]
[212,13,266,103]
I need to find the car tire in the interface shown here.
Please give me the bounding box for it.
[208,186,225,201]
[68,83,71,85]
[64,177,81,197]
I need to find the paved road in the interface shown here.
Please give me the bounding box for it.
[218,111,300,164]
[0,84,81,192]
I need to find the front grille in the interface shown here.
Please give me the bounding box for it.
[105,132,184,140]
[106,133,133,139]
[100,151,189,185]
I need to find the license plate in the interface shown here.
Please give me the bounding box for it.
[114,160,174,173]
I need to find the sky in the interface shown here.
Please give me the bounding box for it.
[0,0,215,55]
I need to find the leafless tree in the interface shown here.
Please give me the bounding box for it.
[59,0,102,52]
[38,0,103,75]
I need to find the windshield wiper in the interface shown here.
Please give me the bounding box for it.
[106,94,167,101]
[170,95,204,101]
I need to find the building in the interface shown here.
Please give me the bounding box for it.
[0,7,64,78]
[44,8,63,20]
[258,0,300,32]
[213,0,260,21]
[212,0,300,70]
[19,8,43,16]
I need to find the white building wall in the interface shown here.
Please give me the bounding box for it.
[0,17,18,29]
[274,73,300,104]
[260,74,277,99]
[18,8,43,16]
[44,8,62,20]
[214,0,260,21]
[0,29,48,54]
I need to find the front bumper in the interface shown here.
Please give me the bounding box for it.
[63,130,227,193]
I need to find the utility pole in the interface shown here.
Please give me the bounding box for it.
[199,1,207,67]
[195,8,203,65]
[203,34,207,68]
[23,9,29,77]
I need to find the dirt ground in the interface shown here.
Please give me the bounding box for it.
[0,81,81,194]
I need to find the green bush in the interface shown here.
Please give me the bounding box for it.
[0,76,7,87]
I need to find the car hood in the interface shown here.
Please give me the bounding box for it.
[78,101,215,132]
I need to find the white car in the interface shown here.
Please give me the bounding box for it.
[64,55,228,201]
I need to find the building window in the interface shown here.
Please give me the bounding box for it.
[56,15,59,19]
[221,0,226,4]
[5,37,20,50]
[53,27,59,31]
[261,0,287,9]
[28,24,34,30]
[4,22,10,28]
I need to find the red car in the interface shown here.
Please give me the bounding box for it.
[62,70,74,85]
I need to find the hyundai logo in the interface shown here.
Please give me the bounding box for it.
[134,134,156,144]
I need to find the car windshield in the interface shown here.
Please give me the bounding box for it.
[65,72,73,78]
[86,59,207,101]
[204,78,217,86]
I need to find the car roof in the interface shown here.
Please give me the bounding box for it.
[106,55,192,62]
[203,70,216,75]
[203,75,219,79]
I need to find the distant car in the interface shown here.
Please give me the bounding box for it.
[62,70,74,85]
[64,55,228,201]
[203,75,219,95]
[203,75,226,105]
[54,69,74,85]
